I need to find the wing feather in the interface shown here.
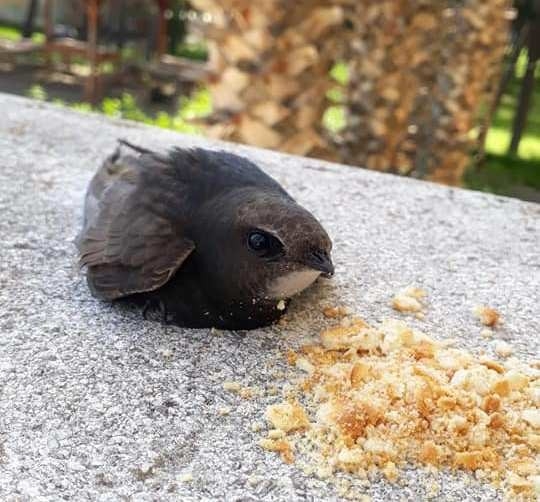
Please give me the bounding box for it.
[77,146,194,300]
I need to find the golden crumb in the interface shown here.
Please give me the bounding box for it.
[265,401,310,432]
[473,306,500,327]
[267,429,286,440]
[479,357,505,374]
[218,406,231,416]
[223,381,241,392]
[392,294,423,313]
[323,306,349,319]
[286,349,298,366]
[178,473,193,483]
[382,461,399,482]
[259,438,294,464]
[494,341,514,358]
[419,441,442,465]
[392,286,427,314]
[480,328,494,338]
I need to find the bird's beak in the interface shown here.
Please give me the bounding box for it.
[304,250,335,277]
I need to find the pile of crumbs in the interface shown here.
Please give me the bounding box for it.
[260,313,539,500]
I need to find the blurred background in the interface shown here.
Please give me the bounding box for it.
[0,0,538,201]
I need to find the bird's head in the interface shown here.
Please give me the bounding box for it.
[193,188,334,301]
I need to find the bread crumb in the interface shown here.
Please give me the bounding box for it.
[178,473,193,483]
[250,421,264,433]
[218,406,231,416]
[382,461,399,482]
[259,438,294,463]
[323,306,349,319]
[247,475,261,486]
[473,306,500,327]
[424,478,441,499]
[392,286,427,313]
[494,341,513,358]
[265,401,310,432]
[392,294,423,313]
[223,381,241,392]
[267,429,286,439]
[480,328,493,338]
[277,300,286,311]
[160,348,173,359]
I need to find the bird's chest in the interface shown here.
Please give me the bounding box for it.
[266,269,321,299]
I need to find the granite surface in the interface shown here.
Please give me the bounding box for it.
[0,93,538,501]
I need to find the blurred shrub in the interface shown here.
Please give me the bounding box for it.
[28,86,211,135]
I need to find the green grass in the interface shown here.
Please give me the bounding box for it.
[465,153,540,195]
[483,52,540,159]
[26,85,212,135]
[465,50,540,198]
[176,41,208,61]
[0,24,44,43]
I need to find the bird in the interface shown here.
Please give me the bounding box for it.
[77,140,334,330]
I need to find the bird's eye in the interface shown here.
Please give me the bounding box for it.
[247,230,284,259]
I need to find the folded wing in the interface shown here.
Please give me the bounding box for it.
[77,146,194,300]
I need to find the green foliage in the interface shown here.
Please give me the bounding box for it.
[0,24,44,43]
[323,106,346,134]
[26,85,46,101]
[330,61,349,85]
[176,42,208,61]
[25,84,212,136]
[0,25,20,40]
[70,102,93,113]
[97,90,211,134]
[325,62,348,134]
[101,93,149,122]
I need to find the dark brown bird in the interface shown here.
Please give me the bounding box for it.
[77,140,334,329]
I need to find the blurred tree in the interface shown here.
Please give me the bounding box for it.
[168,0,187,55]
[194,0,510,185]
[191,0,344,158]
[341,1,510,184]
[21,0,38,38]
[509,0,539,154]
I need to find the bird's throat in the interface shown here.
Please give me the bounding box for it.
[266,269,321,299]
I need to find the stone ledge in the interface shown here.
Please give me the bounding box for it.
[0,93,538,501]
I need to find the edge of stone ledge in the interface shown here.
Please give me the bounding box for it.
[1,92,537,209]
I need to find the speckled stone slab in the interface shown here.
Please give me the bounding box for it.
[0,94,538,502]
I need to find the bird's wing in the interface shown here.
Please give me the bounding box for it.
[77,146,195,300]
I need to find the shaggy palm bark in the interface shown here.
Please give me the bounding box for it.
[194,0,510,185]
[340,0,510,184]
[192,0,344,159]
